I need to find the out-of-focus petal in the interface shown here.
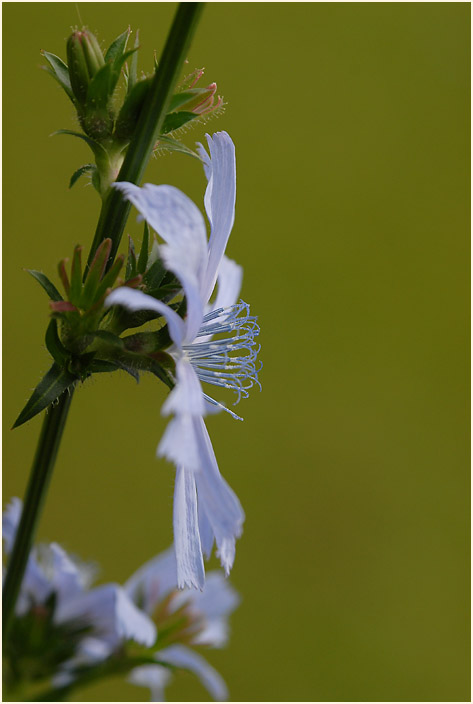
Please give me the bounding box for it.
[54,583,156,649]
[49,543,83,601]
[173,467,205,590]
[124,547,177,614]
[159,644,228,701]
[194,572,240,621]
[2,497,22,554]
[105,287,185,348]
[199,132,236,303]
[162,359,204,417]
[129,664,172,702]
[198,504,214,560]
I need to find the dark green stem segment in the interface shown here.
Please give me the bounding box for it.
[3,389,75,640]
[86,2,205,272]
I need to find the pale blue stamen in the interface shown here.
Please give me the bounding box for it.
[182,301,261,417]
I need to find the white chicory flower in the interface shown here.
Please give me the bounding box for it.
[2,498,157,658]
[125,546,239,701]
[105,131,261,589]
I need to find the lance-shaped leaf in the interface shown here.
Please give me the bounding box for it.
[137,222,150,275]
[126,236,138,281]
[13,364,77,429]
[26,270,63,302]
[161,110,197,135]
[92,254,125,304]
[41,51,74,102]
[115,76,152,143]
[69,164,96,189]
[45,319,70,367]
[168,87,210,112]
[104,27,130,64]
[154,135,203,161]
[81,239,112,308]
[51,130,108,160]
[126,30,140,94]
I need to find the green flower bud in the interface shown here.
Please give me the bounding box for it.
[66,29,105,106]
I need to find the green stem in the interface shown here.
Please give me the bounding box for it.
[2,389,75,640]
[86,2,205,271]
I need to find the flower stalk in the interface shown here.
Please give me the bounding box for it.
[3,1,205,645]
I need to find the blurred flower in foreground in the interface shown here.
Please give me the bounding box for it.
[3,499,238,701]
[106,131,261,589]
[126,546,239,700]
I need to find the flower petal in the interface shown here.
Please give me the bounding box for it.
[54,583,157,649]
[173,467,205,590]
[162,358,204,417]
[49,543,83,601]
[198,132,236,303]
[193,418,244,576]
[129,664,172,702]
[105,287,185,348]
[2,497,22,554]
[159,644,228,701]
[158,415,202,473]
[212,255,243,312]
[124,547,178,614]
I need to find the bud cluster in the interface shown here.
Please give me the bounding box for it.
[42,28,223,198]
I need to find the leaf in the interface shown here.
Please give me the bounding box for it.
[115,76,152,142]
[126,30,140,94]
[161,110,197,135]
[137,222,150,274]
[168,88,209,112]
[88,359,120,373]
[142,256,166,290]
[51,130,107,159]
[126,236,137,280]
[104,28,130,64]
[89,330,125,349]
[41,51,74,102]
[86,62,114,112]
[69,164,96,189]
[45,319,69,366]
[155,135,203,161]
[26,270,63,302]
[13,364,77,428]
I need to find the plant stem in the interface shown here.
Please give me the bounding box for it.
[86,1,205,272]
[2,389,75,640]
[3,2,205,646]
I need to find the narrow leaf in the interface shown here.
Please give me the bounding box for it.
[137,222,150,274]
[155,135,203,161]
[104,28,130,64]
[82,239,112,308]
[126,236,137,280]
[51,130,107,159]
[13,364,76,428]
[92,255,125,303]
[161,110,197,135]
[143,256,166,290]
[168,88,208,112]
[69,164,96,189]
[69,246,83,306]
[89,330,125,349]
[127,30,140,94]
[26,270,63,302]
[41,51,74,101]
[45,319,69,366]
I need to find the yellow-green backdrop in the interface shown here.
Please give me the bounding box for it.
[3,3,470,701]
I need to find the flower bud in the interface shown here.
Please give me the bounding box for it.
[66,29,104,106]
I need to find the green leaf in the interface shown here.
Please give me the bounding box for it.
[13,364,76,429]
[86,62,114,112]
[92,255,125,303]
[26,270,63,302]
[161,110,197,135]
[45,319,69,366]
[127,30,140,94]
[89,330,125,349]
[168,88,209,112]
[126,236,137,280]
[155,135,203,161]
[115,76,152,142]
[51,130,107,159]
[137,222,150,274]
[104,28,130,64]
[143,255,166,290]
[69,164,96,189]
[88,359,120,373]
[41,51,74,102]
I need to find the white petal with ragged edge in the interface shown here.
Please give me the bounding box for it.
[113,182,208,282]
[124,547,177,615]
[54,583,156,648]
[49,543,83,601]
[129,664,172,702]
[162,358,204,417]
[159,644,228,701]
[200,132,236,303]
[193,418,244,575]
[158,415,202,473]
[173,467,205,590]
[198,503,214,559]
[105,287,185,348]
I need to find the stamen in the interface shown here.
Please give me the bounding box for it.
[182,301,261,418]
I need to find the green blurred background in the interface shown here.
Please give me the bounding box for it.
[3,3,470,701]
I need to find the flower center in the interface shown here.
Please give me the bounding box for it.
[182,301,261,420]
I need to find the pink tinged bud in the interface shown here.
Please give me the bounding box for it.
[50,301,78,313]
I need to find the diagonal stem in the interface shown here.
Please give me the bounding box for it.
[2,389,75,640]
